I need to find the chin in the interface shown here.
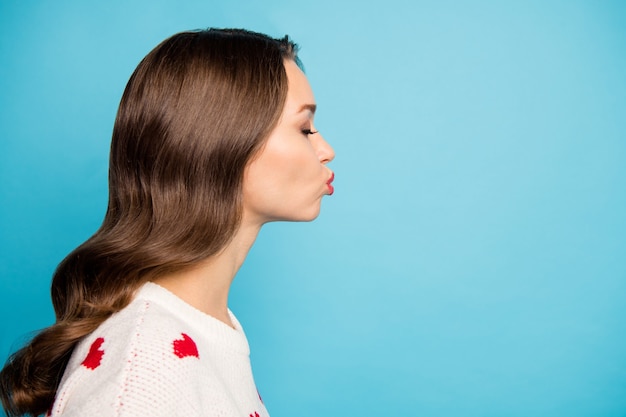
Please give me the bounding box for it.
[294,203,323,222]
[270,205,322,223]
[297,211,321,222]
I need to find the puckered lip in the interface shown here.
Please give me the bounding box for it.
[326,172,335,195]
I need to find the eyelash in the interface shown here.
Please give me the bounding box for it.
[301,129,319,136]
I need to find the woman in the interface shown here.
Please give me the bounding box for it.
[0,28,334,417]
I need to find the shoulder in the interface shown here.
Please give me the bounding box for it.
[50,283,260,417]
[51,293,207,416]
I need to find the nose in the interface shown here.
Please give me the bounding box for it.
[315,133,335,164]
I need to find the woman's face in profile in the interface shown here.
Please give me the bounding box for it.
[243,59,335,225]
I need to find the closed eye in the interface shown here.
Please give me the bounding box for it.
[302,129,319,136]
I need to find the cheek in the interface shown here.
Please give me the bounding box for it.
[279,148,323,193]
[244,144,317,203]
[242,142,324,222]
[265,141,319,184]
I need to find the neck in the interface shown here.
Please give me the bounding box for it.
[153,221,261,328]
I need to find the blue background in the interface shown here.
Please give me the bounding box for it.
[1,1,625,416]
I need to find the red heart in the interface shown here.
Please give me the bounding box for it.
[82,337,105,370]
[172,333,199,359]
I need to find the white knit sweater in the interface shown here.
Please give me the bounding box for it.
[49,282,268,417]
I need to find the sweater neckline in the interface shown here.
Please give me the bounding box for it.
[135,281,250,355]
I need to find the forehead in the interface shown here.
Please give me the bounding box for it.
[284,59,315,113]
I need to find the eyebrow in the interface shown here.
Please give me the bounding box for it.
[298,104,317,114]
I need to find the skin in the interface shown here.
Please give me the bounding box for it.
[154,59,335,327]
[243,59,335,223]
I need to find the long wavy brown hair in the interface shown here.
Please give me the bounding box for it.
[0,28,298,417]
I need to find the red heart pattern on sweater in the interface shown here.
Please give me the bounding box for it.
[172,333,199,359]
[81,337,105,370]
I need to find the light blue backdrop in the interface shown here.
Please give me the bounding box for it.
[1,1,625,416]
